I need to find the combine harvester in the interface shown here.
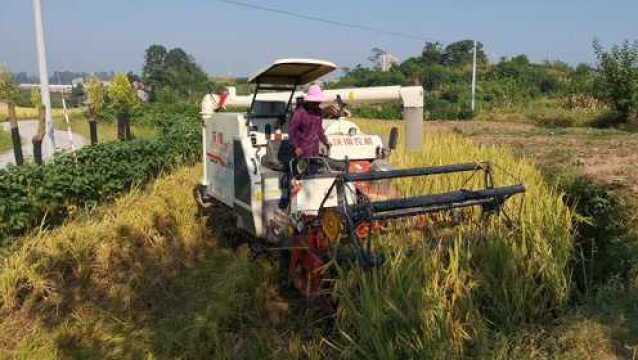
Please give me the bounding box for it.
[198,59,525,297]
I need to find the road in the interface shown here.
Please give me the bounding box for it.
[0,120,88,169]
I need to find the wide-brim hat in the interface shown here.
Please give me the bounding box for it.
[304,84,326,103]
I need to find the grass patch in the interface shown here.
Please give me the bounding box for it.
[0,106,67,122]
[0,165,332,358]
[476,98,609,128]
[0,127,10,152]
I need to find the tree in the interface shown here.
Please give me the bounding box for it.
[85,76,105,144]
[108,73,140,140]
[398,57,427,85]
[70,83,85,107]
[442,40,487,67]
[593,39,638,123]
[30,87,42,108]
[142,44,168,91]
[164,47,210,99]
[421,42,444,66]
[0,66,24,165]
[142,45,210,101]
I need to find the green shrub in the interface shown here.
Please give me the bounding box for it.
[132,102,200,128]
[0,112,200,244]
[351,103,402,120]
[528,107,578,127]
[593,40,638,123]
[556,174,638,293]
[427,97,474,120]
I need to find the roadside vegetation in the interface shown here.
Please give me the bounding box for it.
[0,106,199,244]
[332,39,638,130]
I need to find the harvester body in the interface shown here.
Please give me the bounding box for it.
[200,59,403,241]
[198,59,525,297]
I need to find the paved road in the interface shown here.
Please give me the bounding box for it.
[0,120,89,169]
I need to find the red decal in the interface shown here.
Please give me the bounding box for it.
[207,152,226,166]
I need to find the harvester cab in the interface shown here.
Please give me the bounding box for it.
[198,58,525,298]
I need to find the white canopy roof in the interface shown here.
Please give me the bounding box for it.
[248,58,337,86]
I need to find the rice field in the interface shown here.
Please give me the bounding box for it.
[332,119,573,358]
[0,106,66,122]
[0,119,576,358]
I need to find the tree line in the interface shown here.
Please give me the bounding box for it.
[331,39,638,124]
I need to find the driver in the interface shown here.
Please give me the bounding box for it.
[288,84,330,160]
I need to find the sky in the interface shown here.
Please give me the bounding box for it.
[1,0,637,78]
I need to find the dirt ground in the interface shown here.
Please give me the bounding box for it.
[425,121,638,194]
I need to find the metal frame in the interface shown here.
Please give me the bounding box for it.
[313,160,525,267]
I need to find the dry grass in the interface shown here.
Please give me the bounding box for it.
[0,106,67,122]
[331,119,574,358]
[0,165,331,358]
[0,165,212,357]
[0,119,589,358]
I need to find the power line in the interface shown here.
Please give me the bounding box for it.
[215,0,434,42]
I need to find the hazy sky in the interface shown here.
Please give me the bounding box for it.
[1,0,636,77]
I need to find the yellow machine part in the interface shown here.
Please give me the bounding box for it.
[321,209,343,243]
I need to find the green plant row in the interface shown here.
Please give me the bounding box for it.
[0,112,200,245]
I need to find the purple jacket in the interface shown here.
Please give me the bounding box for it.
[288,107,328,158]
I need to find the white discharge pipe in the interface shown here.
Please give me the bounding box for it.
[225,86,423,108]
[223,85,424,150]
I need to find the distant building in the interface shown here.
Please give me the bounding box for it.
[378,53,400,72]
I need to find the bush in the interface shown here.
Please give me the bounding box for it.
[528,107,578,128]
[351,103,402,120]
[593,40,638,123]
[427,97,474,120]
[132,102,199,128]
[556,174,638,293]
[0,111,200,244]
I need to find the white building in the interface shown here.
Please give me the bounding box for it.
[18,83,72,94]
[378,53,400,72]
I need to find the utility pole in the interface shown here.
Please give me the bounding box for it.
[471,39,477,112]
[32,0,55,156]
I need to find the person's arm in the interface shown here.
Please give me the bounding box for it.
[318,116,329,147]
